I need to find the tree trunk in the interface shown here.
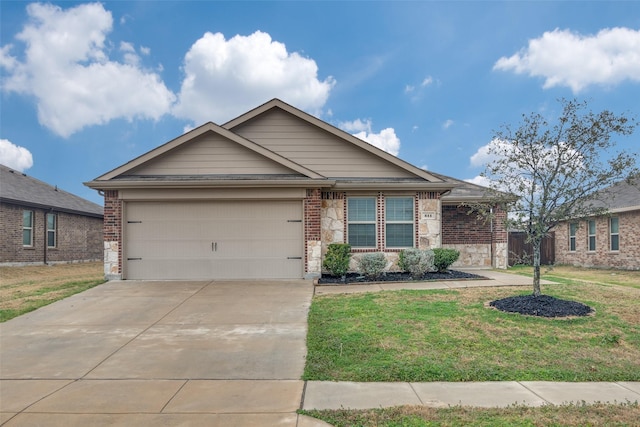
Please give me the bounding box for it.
[532,238,542,297]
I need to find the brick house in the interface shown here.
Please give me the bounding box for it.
[85,99,507,280]
[1,164,104,265]
[554,179,640,270]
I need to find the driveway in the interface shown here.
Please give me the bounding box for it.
[0,279,324,426]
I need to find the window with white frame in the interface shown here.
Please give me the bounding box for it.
[569,222,577,251]
[587,219,596,251]
[23,210,34,246]
[347,197,376,248]
[385,197,414,248]
[47,213,57,248]
[609,217,619,251]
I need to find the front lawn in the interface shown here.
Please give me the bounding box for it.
[301,402,640,427]
[303,283,640,382]
[0,262,105,322]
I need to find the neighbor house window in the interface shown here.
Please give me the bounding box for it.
[569,222,577,252]
[347,197,376,248]
[23,210,34,246]
[47,213,57,248]
[385,197,414,248]
[609,217,619,251]
[587,220,596,251]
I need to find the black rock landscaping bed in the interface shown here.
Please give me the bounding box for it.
[490,294,594,318]
[317,270,487,285]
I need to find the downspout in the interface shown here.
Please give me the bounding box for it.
[490,206,494,268]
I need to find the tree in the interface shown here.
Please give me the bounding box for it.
[476,99,637,296]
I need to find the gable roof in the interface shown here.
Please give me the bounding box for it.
[1,164,103,217]
[223,98,445,183]
[86,99,458,193]
[586,178,640,213]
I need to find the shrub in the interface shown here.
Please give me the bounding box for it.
[356,253,387,279]
[397,248,435,278]
[433,248,460,272]
[322,243,351,278]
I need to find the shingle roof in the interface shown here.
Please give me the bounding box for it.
[0,164,103,217]
[586,178,640,212]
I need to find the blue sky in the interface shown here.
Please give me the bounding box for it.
[1,1,639,205]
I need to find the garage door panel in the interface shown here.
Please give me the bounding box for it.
[125,201,303,280]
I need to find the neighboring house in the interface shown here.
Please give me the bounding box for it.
[85,99,507,280]
[555,179,640,270]
[1,164,104,265]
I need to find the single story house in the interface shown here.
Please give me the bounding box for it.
[554,179,640,270]
[1,164,104,265]
[85,99,507,280]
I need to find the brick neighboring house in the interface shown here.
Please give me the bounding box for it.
[1,164,104,265]
[554,179,640,270]
[86,99,507,281]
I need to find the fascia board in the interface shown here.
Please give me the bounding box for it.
[84,178,336,190]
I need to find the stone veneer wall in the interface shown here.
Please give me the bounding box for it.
[554,210,640,270]
[103,190,123,279]
[320,191,442,273]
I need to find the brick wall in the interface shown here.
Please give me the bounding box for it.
[554,210,640,270]
[102,190,123,276]
[441,204,508,268]
[304,189,322,274]
[0,202,103,264]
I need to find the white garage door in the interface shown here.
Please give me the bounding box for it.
[124,201,303,280]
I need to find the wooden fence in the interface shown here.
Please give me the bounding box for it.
[508,231,555,266]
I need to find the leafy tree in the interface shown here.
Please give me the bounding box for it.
[475,99,637,296]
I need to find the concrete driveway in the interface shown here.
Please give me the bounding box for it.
[0,279,325,426]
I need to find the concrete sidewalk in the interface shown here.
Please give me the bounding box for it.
[302,381,640,410]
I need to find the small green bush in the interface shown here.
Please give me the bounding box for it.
[356,253,387,279]
[323,243,351,277]
[433,248,460,272]
[397,248,435,278]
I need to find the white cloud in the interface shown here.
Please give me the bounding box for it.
[353,128,401,156]
[470,139,506,167]
[173,31,335,125]
[0,139,33,172]
[339,118,372,133]
[442,119,454,130]
[464,175,491,187]
[0,3,175,137]
[421,76,434,87]
[494,27,640,93]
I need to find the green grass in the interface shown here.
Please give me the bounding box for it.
[303,284,640,382]
[301,402,640,427]
[0,278,104,322]
[506,265,640,289]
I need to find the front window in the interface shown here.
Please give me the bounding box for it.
[569,222,577,251]
[23,210,34,246]
[587,220,596,251]
[47,213,57,248]
[385,197,414,248]
[347,197,376,248]
[610,217,619,251]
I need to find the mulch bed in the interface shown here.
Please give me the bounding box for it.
[489,294,594,318]
[317,270,487,285]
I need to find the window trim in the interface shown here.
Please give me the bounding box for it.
[384,196,415,249]
[587,219,596,252]
[47,213,57,248]
[23,210,34,247]
[609,217,619,252]
[568,222,577,252]
[346,196,377,249]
